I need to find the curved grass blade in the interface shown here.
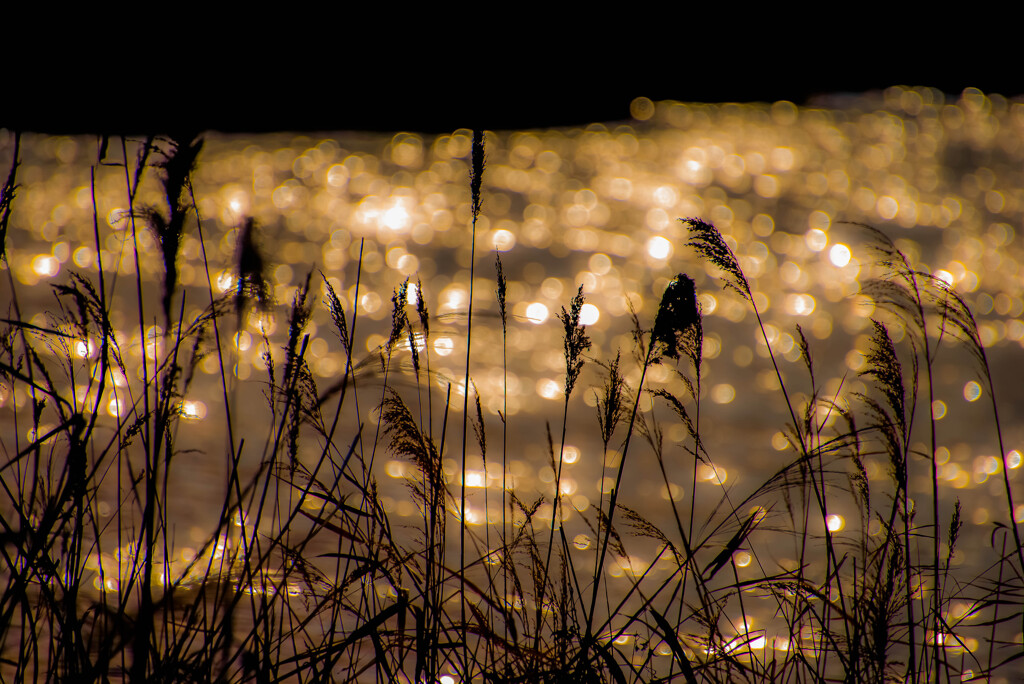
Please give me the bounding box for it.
[650,607,699,684]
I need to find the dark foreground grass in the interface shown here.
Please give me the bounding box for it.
[1,131,1022,683]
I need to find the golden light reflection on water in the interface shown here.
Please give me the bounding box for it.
[3,89,1024,672]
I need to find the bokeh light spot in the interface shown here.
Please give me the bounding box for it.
[805,229,827,252]
[526,302,549,324]
[829,244,851,267]
[712,384,736,404]
[963,381,982,402]
[647,236,672,260]
[32,255,60,277]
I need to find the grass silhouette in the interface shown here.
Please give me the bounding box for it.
[0,129,1022,683]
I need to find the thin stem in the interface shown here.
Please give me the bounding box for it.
[586,339,654,639]
[121,136,155,682]
[458,129,484,678]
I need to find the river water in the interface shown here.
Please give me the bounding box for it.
[2,87,1024,678]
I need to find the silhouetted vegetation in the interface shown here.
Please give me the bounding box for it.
[0,130,1021,683]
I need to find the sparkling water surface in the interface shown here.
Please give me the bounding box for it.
[3,87,1024,677]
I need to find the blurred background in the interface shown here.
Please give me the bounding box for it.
[3,83,1024,661]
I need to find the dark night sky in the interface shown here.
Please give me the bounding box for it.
[5,21,1020,135]
[8,75,1015,136]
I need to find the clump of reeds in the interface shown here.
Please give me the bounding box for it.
[1,129,1022,684]
[0,131,20,263]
